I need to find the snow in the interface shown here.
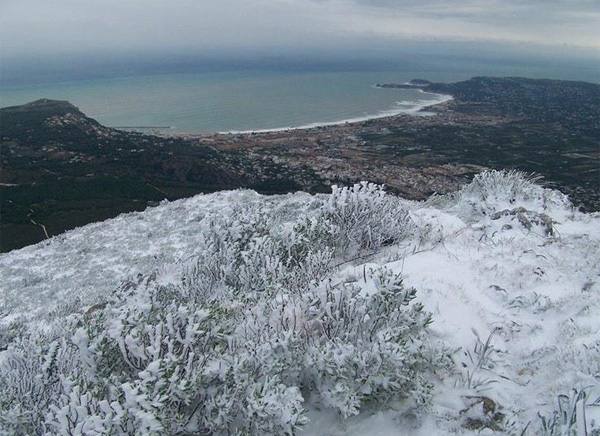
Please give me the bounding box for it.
[1,172,599,434]
[0,190,296,321]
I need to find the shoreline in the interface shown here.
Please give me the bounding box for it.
[157,90,452,137]
[216,90,452,135]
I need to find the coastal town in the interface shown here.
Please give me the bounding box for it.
[189,77,600,206]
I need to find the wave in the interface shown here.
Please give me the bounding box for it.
[219,91,452,134]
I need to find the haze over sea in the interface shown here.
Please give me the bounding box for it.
[1,57,599,134]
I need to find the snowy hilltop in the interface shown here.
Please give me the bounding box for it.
[1,171,599,435]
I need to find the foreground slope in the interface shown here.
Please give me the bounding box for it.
[1,171,600,434]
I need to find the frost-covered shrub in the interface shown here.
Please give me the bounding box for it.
[284,183,413,261]
[0,266,444,434]
[325,182,413,254]
[302,269,440,417]
[0,183,443,434]
[446,170,571,219]
[0,317,26,352]
[36,278,309,435]
[461,170,542,204]
[0,336,79,434]
[295,182,414,257]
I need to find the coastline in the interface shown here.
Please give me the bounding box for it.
[4,75,600,253]
[214,90,453,135]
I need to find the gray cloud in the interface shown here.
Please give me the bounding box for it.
[331,0,600,45]
[0,0,598,62]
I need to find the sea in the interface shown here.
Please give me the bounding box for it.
[1,63,598,134]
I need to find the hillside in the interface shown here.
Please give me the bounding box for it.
[0,99,325,252]
[1,171,599,434]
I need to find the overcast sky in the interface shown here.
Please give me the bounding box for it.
[1,0,599,61]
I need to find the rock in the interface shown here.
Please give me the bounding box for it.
[491,207,554,236]
[460,396,505,431]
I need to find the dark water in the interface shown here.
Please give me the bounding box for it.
[1,60,598,133]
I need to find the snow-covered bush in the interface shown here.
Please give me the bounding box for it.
[461,170,543,204]
[303,268,442,417]
[441,170,572,220]
[0,269,443,434]
[0,183,445,435]
[325,182,413,254]
[0,335,79,434]
[0,317,26,352]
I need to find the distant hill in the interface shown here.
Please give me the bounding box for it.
[427,76,600,123]
[0,99,112,145]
